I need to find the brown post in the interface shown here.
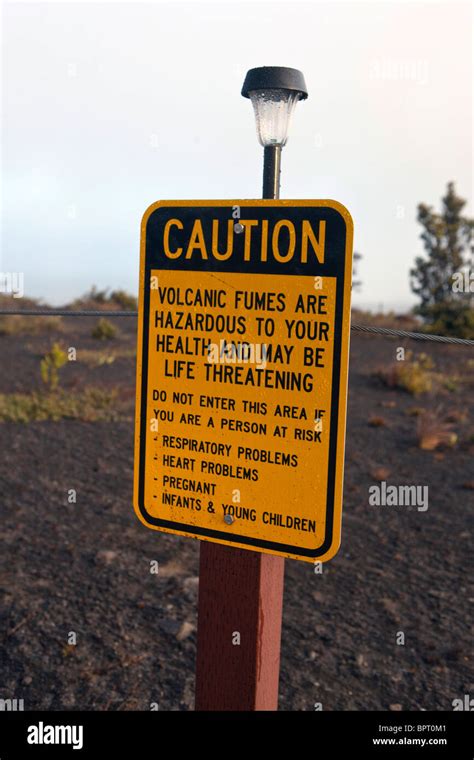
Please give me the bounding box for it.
[195,545,285,710]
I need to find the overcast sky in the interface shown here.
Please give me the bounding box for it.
[1,0,472,310]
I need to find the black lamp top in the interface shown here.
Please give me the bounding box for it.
[241,66,308,100]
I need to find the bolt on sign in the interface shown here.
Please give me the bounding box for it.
[134,200,353,563]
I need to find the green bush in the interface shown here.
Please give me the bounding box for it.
[40,343,68,391]
[71,286,137,311]
[110,290,137,310]
[421,302,474,340]
[82,286,109,304]
[375,353,433,396]
[0,388,121,423]
[91,318,117,340]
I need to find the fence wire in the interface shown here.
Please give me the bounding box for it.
[350,323,474,346]
[0,309,473,346]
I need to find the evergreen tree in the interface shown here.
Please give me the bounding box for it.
[410,182,473,337]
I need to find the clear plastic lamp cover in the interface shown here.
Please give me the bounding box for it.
[249,88,300,147]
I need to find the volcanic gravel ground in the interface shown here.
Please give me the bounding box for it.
[0,319,472,710]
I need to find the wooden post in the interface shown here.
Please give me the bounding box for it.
[195,141,285,711]
[195,544,285,710]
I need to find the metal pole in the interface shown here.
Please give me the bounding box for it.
[195,144,285,712]
[262,145,281,200]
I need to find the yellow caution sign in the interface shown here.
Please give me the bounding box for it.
[134,200,353,563]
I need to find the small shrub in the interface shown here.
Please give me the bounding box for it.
[110,290,137,310]
[421,302,474,340]
[71,286,137,311]
[81,286,109,305]
[91,318,117,341]
[78,346,135,365]
[376,361,432,396]
[0,388,122,423]
[407,407,425,417]
[417,352,435,370]
[368,416,386,427]
[0,315,63,336]
[399,364,433,394]
[442,377,459,392]
[373,348,447,396]
[78,349,116,366]
[40,343,68,391]
[417,411,457,450]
